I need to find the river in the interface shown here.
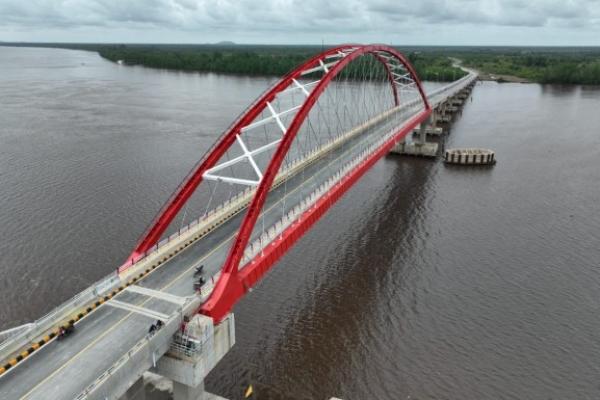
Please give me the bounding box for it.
[1,46,600,400]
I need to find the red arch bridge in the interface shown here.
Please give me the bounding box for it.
[0,45,477,400]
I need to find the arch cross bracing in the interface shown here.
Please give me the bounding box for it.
[122,44,432,322]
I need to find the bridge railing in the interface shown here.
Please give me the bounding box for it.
[73,307,182,400]
[1,96,421,364]
[122,95,427,273]
[426,72,478,107]
[0,324,33,345]
[1,72,443,366]
[240,101,423,265]
[73,281,216,400]
[0,272,120,361]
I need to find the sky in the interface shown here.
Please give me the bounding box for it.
[0,0,599,46]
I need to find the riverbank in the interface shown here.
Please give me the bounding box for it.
[457,47,600,85]
[4,42,598,84]
[0,42,466,81]
[4,43,600,84]
[474,71,531,83]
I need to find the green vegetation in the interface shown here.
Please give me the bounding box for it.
[95,44,467,81]
[100,45,312,76]
[454,47,600,84]
[2,43,600,84]
[0,42,465,81]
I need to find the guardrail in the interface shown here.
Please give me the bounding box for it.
[0,273,120,361]
[241,100,423,264]
[427,72,478,107]
[0,324,33,345]
[0,74,458,374]
[73,279,217,400]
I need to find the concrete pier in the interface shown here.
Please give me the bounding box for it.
[150,314,235,400]
[121,377,146,400]
[390,140,438,157]
[390,115,438,157]
[390,77,476,159]
[412,124,444,136]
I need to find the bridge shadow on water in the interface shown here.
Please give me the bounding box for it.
[205,155,439,400]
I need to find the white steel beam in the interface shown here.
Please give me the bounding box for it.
[236,134,263,181]
[107,299,170,321]
[241,104,302,132]
[292,78,311,97]
[204,139,281,175]
[392,71,411,81]
[395,81,417,91]
[279,79,320,97]
[319,59,329,73]
[266,101,288,134]
[125,285,188,306]
[203,174,260,186]
[300,60,338,76]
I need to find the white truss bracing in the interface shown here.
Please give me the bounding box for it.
[240,104,302,133]
[204,134,281,186]
[390,63,408,71]
[392,71,411,81]
[280,79,320,96]
[266,101,288,134]
[300,60,339,76]
[376,53,393,61]
[292,78,311,97]
[201,48,355,187]
[395,81,418,91]
[319,59,329,73]
[324,50,349,60]
[204,99,299,186]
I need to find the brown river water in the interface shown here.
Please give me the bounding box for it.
[1,47,600,400]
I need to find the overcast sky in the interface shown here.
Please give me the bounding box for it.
[0,0,599,46]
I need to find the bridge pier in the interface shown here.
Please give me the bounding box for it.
[390,77,477,160]
[121,377,146,400]
[150,314,235,400]
[390,115,438,157]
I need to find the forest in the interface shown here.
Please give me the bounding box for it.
[2,42,599,84]
[454,47,600,84]
[95,44,467,81]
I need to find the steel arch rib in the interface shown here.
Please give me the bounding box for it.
[122,44,359,270]
[200,44,431,322]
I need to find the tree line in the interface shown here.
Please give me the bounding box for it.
[96,45,466,82]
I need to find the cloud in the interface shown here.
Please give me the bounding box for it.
[0,0,598,44]
[369,0,594,28]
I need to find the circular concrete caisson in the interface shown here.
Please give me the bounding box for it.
[444,148,496,165]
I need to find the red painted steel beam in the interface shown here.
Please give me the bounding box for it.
[200,45,431,322]
[371,52,399,106]
[121,45,358,271]
[238,109,430,290]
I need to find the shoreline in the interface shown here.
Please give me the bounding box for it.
[0,44,588,86]
[476,71,531,83]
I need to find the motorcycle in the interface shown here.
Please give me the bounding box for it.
[57,324,75,341]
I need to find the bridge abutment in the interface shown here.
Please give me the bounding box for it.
[150,314,235,400]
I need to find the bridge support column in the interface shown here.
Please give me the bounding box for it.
[390,115,438,158]
[417,115,429,145]
[151,314,235,400]
[120,377,146,400]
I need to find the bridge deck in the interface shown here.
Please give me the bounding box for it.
[0,102,424,400]
[0,75,476,399]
